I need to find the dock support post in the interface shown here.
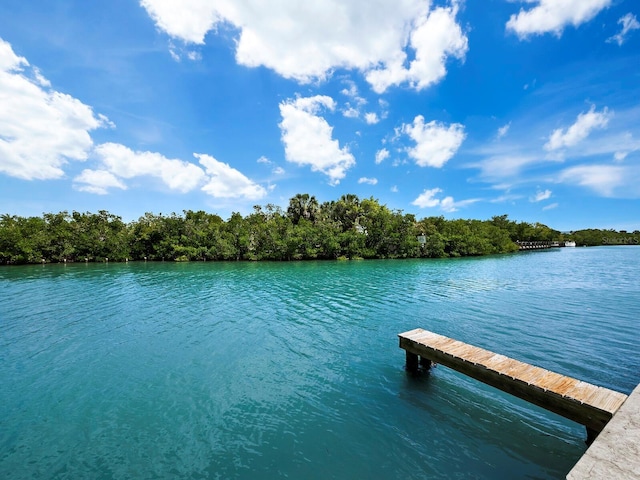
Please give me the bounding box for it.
[406,351,419,373]
[420,356,432,370]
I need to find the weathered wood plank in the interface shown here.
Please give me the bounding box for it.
[398,328,628,434]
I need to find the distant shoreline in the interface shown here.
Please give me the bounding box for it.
[2,195,638,265]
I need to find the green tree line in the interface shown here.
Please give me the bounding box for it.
[3,193,623,265]
[569,228,640,247]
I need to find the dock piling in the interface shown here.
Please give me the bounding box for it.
[406,351,419,373]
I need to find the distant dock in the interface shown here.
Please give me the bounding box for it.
[517,240,560,250]
[398,329,638,478]
[516,240,577,250]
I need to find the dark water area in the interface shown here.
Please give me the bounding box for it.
[1,247,639,479]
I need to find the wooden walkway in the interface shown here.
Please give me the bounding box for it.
[516,240,561,250]
[398,328,628,440]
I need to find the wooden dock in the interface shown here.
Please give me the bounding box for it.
[398,328,628,441]
[516,240,561,250]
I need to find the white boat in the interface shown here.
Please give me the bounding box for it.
[564,241,576,247]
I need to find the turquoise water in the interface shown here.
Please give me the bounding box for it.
[1,247,638,479]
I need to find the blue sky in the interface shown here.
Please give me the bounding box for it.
[1,0,639,231]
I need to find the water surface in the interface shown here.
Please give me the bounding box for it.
[1,247,639,479]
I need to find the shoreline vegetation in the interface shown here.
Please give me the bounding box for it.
[1,194,638,265]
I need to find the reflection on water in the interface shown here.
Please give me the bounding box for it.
[1,247,638,479]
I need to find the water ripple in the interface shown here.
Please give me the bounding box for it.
[1,248,638,479]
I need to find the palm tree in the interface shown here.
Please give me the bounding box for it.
[287,194,319,225]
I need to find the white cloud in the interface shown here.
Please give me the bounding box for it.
[94,143,206,193]
[411,187,479,211]
[342,106,360,119]
[557,164,630,197]
[607,13,640,46]
[0,38,109,181]
[32,67,50,88]
[340,80,367,119]
[272,166,285,175]
[140,0,219,44]
[468,157,515,182]
[366,4,467,93]
[375,148,390,164]
[77,143,269,201]
[0,38,27,71]
[530,189,552,202]
[378,100,390,121]
[140,0,467,93]
[364,112,380,125]
[391,185,398,193]
[257,155,271,164]
[197,153,267,200]
[340,80,366,106]
[73,169,127,195]
[497,122,511,139]
[279,95,355,185]
[542,202,558,211]
[439,196,478,213]
[167,41,202,62]
[506,0,611,38]
[412,188,443,208]
[544,105,611,151]
[613,151,628,162]
[358,177,378,185]
[186,50,201,61]
[402,115,466,167]
[490,193,523,203]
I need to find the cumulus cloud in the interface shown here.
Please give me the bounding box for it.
[140,0,467,92]
[412,188,443,208]
[198,153,268,200]
[358,177,378,185]
[607,13,640,46]
[544,105,611,151]
[366,4,468,93]
[82,143,265,199]
[412,187,478,212]
[279,95,355,185]
[530,189,552,202]
[402,115,466,167]
[375,148,390,164]
[506,0,611,38]
[0,38,110,181]
[73,169,127,195]
[93,143,206,193]
[364,113,380,125]
[140,0,219,44]
[342,107,360,119]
